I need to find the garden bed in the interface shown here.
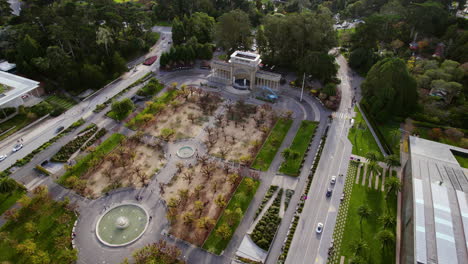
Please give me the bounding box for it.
[251,118,293,171]
[254,185,278,219]
[203,177,260,254]
[251,188,283,250]
[51,124,98,162]
[279,120,318,176]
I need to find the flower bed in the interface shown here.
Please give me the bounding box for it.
[51,124,98,162]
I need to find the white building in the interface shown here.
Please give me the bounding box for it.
[0,71,40,109]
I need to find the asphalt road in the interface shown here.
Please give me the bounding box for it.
[284,54,359,264]
[0,27,172,172]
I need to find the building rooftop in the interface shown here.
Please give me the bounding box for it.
[0,60,16,72]
[408,136,468,264]
[229,51,261,67]
[0,71,39,106]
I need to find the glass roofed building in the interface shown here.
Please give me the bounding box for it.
[401,136,468,264]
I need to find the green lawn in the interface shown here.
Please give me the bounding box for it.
[454,154,468,168]
[338,163,397,264]
[0,194,77,263]
[58,133,125,185]
[45,95,76,110]
[348,107,383,160]
[279,120,318,176]
[251,118,293,171]
[378,121,401,157]
[0,188,25,215]
[202,178,260,254]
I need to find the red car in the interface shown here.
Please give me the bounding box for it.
[143,56,158,66]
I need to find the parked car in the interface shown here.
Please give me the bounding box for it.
[330,176,336,185]
[56,126,65,133]
[316,222,324,234]
[0,154,7,161]
[326,188,332,198]
[340,193,345,202]
[12,144,23,152]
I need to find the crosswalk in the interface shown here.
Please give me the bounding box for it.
[332,112,351,120]
[24,176,48,191]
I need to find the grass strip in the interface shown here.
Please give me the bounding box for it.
[348,106,384,160]
[251,118,293,171]
[58,133,125,185]
[202,177,260,255]
[279,120,318,176]
[0,189,25,215]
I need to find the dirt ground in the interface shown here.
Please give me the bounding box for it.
[162,161,241,245]
[82,138,165,198]
[207,106,276,164]
[146,101,208,140]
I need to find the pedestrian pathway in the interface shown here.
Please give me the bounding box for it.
[355,164,361,184]
[374,171,379,190]
[381,169,386,192]
[361,164,367,185]
[367,169,373,188]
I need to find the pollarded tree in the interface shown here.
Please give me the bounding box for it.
[361,58,417,122]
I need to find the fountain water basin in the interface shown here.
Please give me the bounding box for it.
[96,204,148,247]
[176,146,195,159]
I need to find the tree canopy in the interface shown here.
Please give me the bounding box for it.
[361,58,418,122]
[215,9,253,52]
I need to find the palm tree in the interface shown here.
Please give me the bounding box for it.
[367,161,380,178]
[357,204,372,238]
[349,255,366,264]
[379,213,396,230]
[384,155,400,172]
[0,177,17,194]
[365,151,378,162]
[376,229,395,252]
[349,239,368,257]
[385,177,402,197]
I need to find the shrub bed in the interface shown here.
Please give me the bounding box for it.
[136,78,164,97]
[254,185,278,220]
[51,124,98,162]
[81,128,107,151]
[251,188,283,251]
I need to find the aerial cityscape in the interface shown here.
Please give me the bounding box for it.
[0,0,467,263]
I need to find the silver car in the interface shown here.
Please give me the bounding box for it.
[0,154,7,161]
[12,144,23,152]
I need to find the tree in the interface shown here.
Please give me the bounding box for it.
[16,239,37,256]
[385,176,401,197]
[0,0,12,25]
[194,200,204,216]
[216,223,232,240]
[349,48,377,74]
[245,178,256,193]
[171,17,185,45]
[130,240,183,264]
[178,189,189,204]
[96,26,114,55]
[367,161,380,178]
[0,177,17,193]
[228,173,240,186]
[297,51,337,83]
[182,212,194,226]
[375,229,395,252]
[361,58,418,122]
[379,213,396,230]
[384,155,400,172]
[111,98,134,121]
[357,204,371,238]
[349,239,368,257]
[215,9,253,51]
[196,217,215,230]
[215,194,227,209]
[365,151,379,163]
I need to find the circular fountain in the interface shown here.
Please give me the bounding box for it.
[96,204,149,247]
[176,146,195,159]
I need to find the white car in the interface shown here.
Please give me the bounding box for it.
[12,144,23,152]
[330,176,336,184]
[0,155,7,161]
[316,222,324,234]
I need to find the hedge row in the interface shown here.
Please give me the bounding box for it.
[254,185,279,220]
[278,133,328,263]
[251,188,283,251]
[51,125,98,162]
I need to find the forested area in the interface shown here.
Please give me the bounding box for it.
[0,0,158,93]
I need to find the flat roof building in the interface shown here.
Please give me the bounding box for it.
[401,136,468,264]
[0,71,40,108]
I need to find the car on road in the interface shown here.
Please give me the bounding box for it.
[143,56,158,66]
[326,188,332,197]
[330,176,336,184]
[56,126,65,133]
[12,144,23,152]
[316,222,324,234]
[0,154,7,161]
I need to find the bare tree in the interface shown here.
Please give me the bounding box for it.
[188,113,196,124]
[219,146,231,159]
[183,170,194,184]
[176,162,184,173]
[197,155,208,165]
[204,126,214,137]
